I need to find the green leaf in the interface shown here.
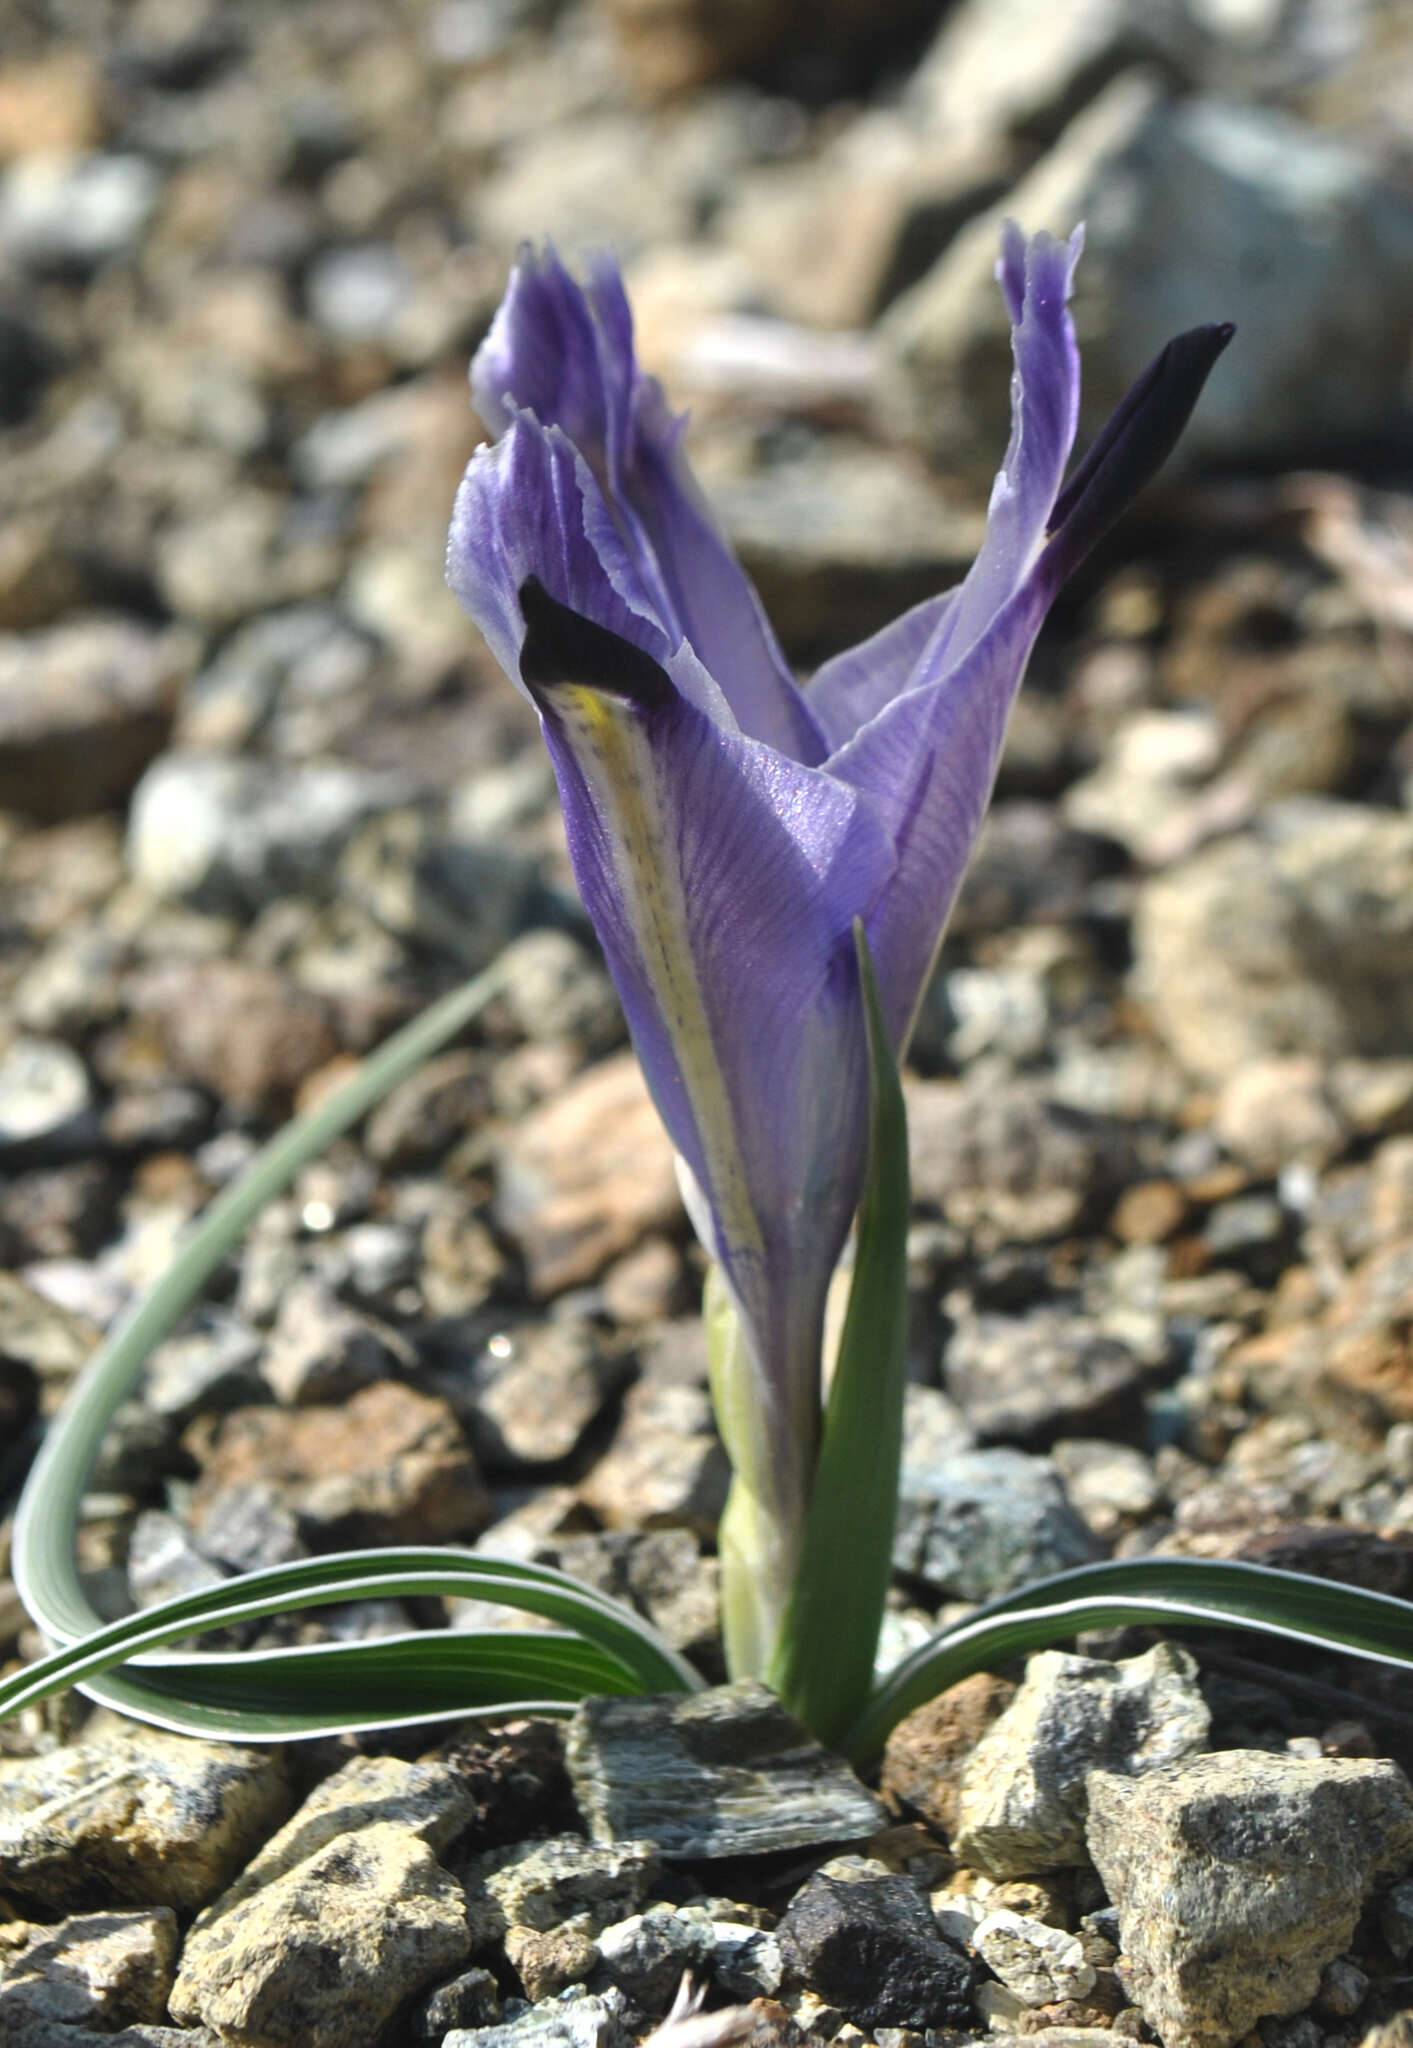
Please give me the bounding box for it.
[4,960,701,1741]
[13,962,519,1658]
[839,1554,1413,1767]
[768,920,909,1747]
[0,1548,701,1740]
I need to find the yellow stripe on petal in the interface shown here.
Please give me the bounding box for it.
[552,683,765,1278]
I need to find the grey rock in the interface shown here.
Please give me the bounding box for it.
[1316,1957,1369,2019]
[552,1530,720,1674]
[1049,1439,1162,1537]
[0,1906,179,2032]
[194,1480,308,1575]
[908,0,1211,147]
[259,1277,408,1405]
[142,1312,265,1421]
[411,1964,503,2037]
[0,620,185,819]
[102,1082,213,1155]
[341,809,541,973]
[222,1754,476,1910]
[1086,1751,1413,2048]
[127,750,403,915]
[474,1836,659,1939]
[333,1218,421,1303]
[13,925,126,1038]
[712,432,985,663]
[955,1644,1211,1876]
[487,929,624,1056]
[474,105,746,260]
[0,152,160,271]
[0,1036,94,1158]
[566,1681,886,1859]
[1134,801,1413,1079]
[292,387,435,496]
[1061,705,1225,865]
[0,1726,292,1914]
[973,1910,1096,2007]
[169,1821,471,2048]
[443,1986,633,2048]
[705,1919,784,2001]
[0,1270,98,1383]
[895,1447,1105,1601]
[906,1073,1138,1241]
[127,1508,229,1611]
[153,489,342,628]
[1214,1057,1349,1176]
[943,1303,1147,1448]
[306,241,416,342]
[950,803,1106,941]
[578,1371,729,1539]
[887,76,1413,475]
[454,1522,720,1676]
[453,1317,634,1472]
[363,1050,488,1169]
[176,605,366,754]
[169,1754,476,2043]
[86,1397,178,1495]
[595,1906,715,2013]
[0,1157,117,1261]
[777,1870,974,2030]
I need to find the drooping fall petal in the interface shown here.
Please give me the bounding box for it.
[515,576,894,1468]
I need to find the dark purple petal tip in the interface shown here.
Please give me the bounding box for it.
[518,575,674,711]
[1045,321,1235,577]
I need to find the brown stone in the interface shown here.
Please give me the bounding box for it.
[879,1672,1017,1840]
[1112,1179,1188,1246]
[0,619,188,819]
[186,1380,491,1546]
[504,1921,600,2001]
[494,1052,682,1295]
[0,49,103,159]
[128,959,342,1117]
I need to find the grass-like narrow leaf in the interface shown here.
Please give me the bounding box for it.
[840,1554,1413,1766]
[4,960,703,1740]
[0,1548,700,1739]
[13,961,517,1658]
[768,921,909,1747]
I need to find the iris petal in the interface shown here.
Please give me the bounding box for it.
[471,244,826,762]
[517,579,894,1434]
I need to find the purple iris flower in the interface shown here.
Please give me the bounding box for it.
[447,227,1229,1607]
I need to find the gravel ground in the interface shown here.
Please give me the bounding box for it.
[5,4,1413,2046]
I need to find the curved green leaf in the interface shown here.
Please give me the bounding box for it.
[0,1547,700,1739]
[13,962,518,1656]
[5,960,701,1740]
[840,1555,1413,1766]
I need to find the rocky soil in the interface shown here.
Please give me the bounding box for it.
[5,2,1413,2046]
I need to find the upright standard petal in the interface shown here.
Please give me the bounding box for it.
[471,245,827,763]
[906,223,1083,685]
[829,582,1052,1048]
[805,225,1081,758]
[806,586,961,754]
[829,294,1233,1052]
